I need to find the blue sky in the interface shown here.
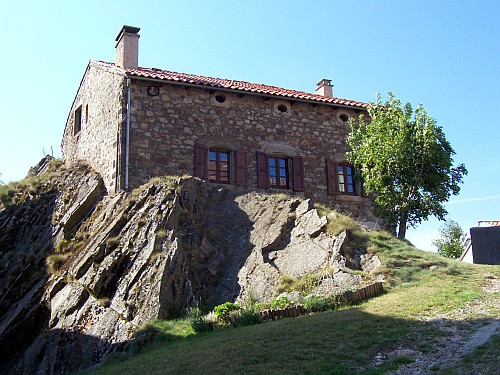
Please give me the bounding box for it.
[1,0,499,251]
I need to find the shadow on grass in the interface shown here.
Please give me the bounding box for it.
[75,307,500,375]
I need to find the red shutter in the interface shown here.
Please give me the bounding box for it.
[326,159,339,196]
[235,150,248,187]
[292,156,305,192]
[194,144,208,180]
[257,151,269,188]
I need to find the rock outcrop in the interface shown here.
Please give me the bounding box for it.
[0,162,376,374]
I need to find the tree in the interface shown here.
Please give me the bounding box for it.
[347,93,467,239]
[0,172,4,186]
[432,220,468,259]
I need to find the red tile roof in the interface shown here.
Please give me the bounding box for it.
[95,61,369,109]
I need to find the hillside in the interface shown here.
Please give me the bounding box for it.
[0,159,498,375]
[81,230,500,375]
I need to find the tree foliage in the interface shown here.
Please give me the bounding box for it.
[347,93,467,239]
[432,220,468,259]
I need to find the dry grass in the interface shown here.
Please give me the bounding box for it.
[46,253,72,274]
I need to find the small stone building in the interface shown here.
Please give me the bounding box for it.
[460,221,500,265]
[62,26,374,219]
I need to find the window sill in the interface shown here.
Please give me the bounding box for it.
[336,194,363,202]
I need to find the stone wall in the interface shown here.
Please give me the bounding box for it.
[61,62,125,193]
[127,79,374,219]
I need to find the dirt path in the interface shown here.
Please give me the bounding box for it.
[386,275,500,375]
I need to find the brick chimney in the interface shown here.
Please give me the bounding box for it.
[115,25,140,69]
[315,79,333,97]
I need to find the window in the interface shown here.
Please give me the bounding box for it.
[269,157,289,188]
[74,105,82,135]
[257,152,304,191]
[338,164,356,195]
[326,160,365,197]
[208,150,230,183]
[194,144,247,186]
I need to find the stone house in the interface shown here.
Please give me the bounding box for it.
[62,26,374,219]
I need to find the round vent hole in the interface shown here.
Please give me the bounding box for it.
[215,95,226,103]
[147,86,160,96]
[277,104,288,113]
[339,114,349,122]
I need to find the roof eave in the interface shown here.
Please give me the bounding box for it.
[125,73,368,111]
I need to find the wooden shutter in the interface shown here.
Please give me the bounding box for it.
[292,156,305,192]
[257,151,270,188]
[235,150,248,187]
[326,159,339,196]
[194,144,208,180]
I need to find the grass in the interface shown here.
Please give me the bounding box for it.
[46,253,72,274]
[78,225,500,375]
[0,158,63,210]
[106,236,121,250]
[130,175,180,198]
[130,317,197,349]
[263,192,298,202]
[85,309,409,375]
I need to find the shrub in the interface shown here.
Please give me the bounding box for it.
[56,239,72,253]
[235,297,261,327]
[46,253,72,274]
[156,229,168,239]
[188,308,213,333]
[269,296,292,310]
[213,302,241,324]
[303,294,339,312]
[237,310,260,327]
[291,273,318,295]
[275,275,297,295]
[191,317,212,333]
[106,236,120,250]
[99,297,111,307]
[432,220,468,259]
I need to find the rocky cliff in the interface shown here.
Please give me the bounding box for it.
[0,159,375,374]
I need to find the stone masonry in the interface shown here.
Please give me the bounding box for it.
[127,78,372,218]
[61,62,125,193]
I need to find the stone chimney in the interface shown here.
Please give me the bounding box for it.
[115,25,140,69]
[315,79,333,97]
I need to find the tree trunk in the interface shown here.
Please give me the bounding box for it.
[398,210,408,239]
